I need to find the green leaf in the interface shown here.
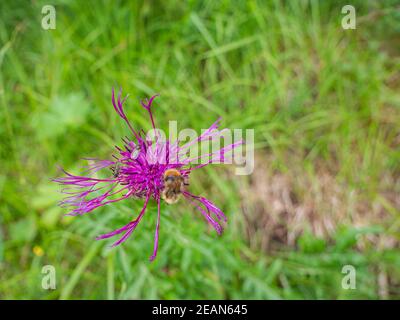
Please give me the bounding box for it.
[298,231,326,253]
[9,217,37,243]
[31,93,90,139]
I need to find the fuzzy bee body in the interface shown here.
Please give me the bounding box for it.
[162,169,188,204]
[111,162,121,178]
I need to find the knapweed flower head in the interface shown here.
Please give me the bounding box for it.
[54,88,243,261]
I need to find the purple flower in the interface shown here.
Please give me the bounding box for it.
[54,88,243,261]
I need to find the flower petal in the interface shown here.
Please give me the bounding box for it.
[149,197,161,261]
[182,191,226,234]
[96,192,151,246]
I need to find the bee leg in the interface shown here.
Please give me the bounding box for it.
[183,176,189,186]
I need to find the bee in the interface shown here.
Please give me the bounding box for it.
[161,169,189,204]
[111,161,121,178]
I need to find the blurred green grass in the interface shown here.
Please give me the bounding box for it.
[0,0,399,299]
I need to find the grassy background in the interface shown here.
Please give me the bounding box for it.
[0,0,399,299]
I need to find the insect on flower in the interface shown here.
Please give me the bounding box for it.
[162,168,189,204]
[54,88,244,261]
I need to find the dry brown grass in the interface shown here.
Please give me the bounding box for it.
[240,153,399,252]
